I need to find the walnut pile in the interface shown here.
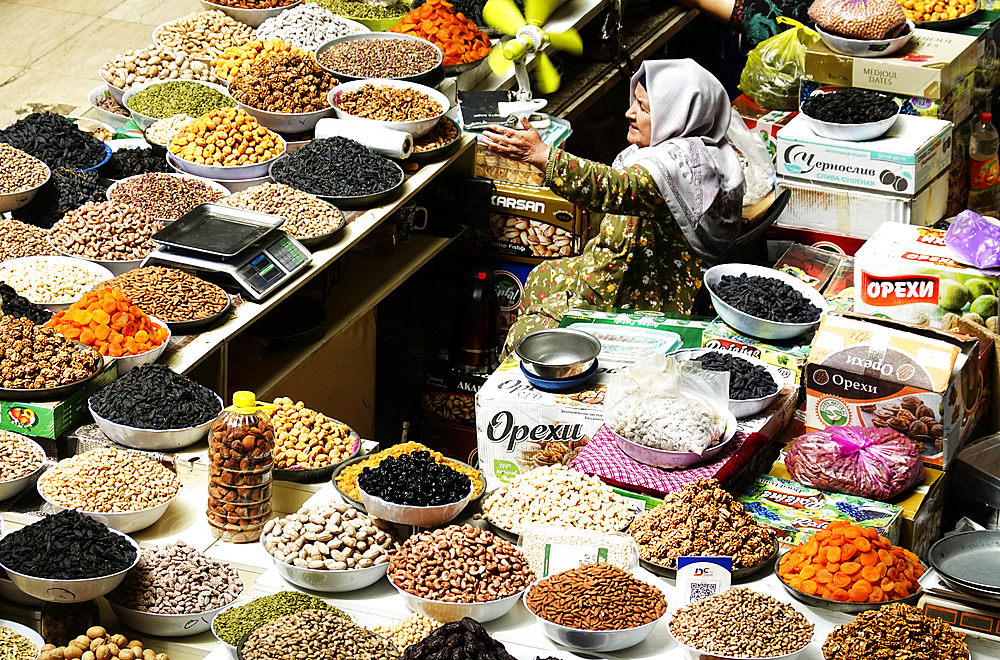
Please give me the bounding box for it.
[630,478,776,569]
[228,50,338,113]
[0,316,101,389]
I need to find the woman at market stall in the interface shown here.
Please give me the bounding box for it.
[482,59,744,354]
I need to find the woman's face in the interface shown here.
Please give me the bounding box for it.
[626,82,652,148]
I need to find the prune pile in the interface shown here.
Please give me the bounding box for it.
[402,618,517,660]
[270,137,402,198]
[90,363,222,430]
[801,89,898,125]
[692,351,777,400]
[0,283,52,325]
[0,112,107,170]
[358,450,471,506]
[0,510,136,579]
[98,147,172,180]
[711,273,822,324]
[12,168,107,229]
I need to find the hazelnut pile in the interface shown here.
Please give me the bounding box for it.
[39,627,168,660]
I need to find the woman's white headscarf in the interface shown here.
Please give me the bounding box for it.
[612,59,744,265]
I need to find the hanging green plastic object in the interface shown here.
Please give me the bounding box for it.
[739,18,820,112]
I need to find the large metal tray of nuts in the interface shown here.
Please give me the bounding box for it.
[272,426,362,483]
[0,350,105,402]
[774,561,923,613]
[166,292,233,335]
[332,453,486,514]
[296,201,347,249]
[408,117,463,164]
[269,159,405,210]
[639,536,780,581]
[480,495,637,544]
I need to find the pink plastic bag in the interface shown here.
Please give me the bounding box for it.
[945,210,1000,270]
[785,426,924,500]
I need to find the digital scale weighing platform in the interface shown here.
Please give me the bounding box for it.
[141,203,313,302]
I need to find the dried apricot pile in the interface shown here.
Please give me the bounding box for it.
[390,0,491,66]
[777,521,924,603]
[47,288,169,357]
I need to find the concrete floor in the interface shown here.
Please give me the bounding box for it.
[0,0,203,126]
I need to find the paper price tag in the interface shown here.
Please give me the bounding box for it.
[542,543,609,577]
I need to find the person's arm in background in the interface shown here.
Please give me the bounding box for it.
[675,0,735,24]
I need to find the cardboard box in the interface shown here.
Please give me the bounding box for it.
[775,168,949,239]
[733,94,798,163]
[472,117,571,187]
[958,10,1000,110]
[422,360,488,430]
[853,224,1000,327]
[0,360,117,439]
[738,474,904,547]
[557,307,711,350]
[701,317,813,384]
[804,30,978,100]
[765,225,868,260]
[776,114,953,196]
[463,182,590,265]
[801,74,975,124]
[805,313,986,468]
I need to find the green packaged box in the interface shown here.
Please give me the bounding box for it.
[701,317,813,384]
[558,307,711,349]
[0,361,118,439]
[738,475,904,548]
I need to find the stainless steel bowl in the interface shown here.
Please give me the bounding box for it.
[0,435,46,502]
[0,162,50,213]
[815,20,915,58]
[667,348,785,419]
[38,484,178,534]
[88,394,222,452]
[357,484,473,527]
[199,0,303,28]
[108,595,242,636]
[388,575,525,622]
[515,328,602,379]
[526,598,664,652]
[669,621,811,660]
[260,534,388,592]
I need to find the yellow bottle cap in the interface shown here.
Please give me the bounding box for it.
[232,391,257,409]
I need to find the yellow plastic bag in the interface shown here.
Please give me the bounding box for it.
[739,18,819,111]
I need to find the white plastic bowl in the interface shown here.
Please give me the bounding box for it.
[0,618,45,653]
[526,598,665,652]
[234,100,335,133]
[88,394,222,451]
[357,483,473,527]
[89,84,131,129]
[0,256,114,312]
[260,534,388,592]
[703,263,829,341]
[109,594,242,636]
[124,79,234,130]
[107,172,230,220]
[167,145,285,181]
[199,0,303,28]
[0,435,46,502]
[0,161,50,213]
[328,79,450,138]
[667,348,784,419]
[0,528,140,602]
[816,20,915,58]
[38,481,178,534]
[388,575,526,623]
[800,91,901,142]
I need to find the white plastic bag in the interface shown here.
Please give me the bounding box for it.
[728,108,776,207]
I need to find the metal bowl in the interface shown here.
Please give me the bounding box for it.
[410,117,463,163]
[199,0,303,27]
[357,482,473,527]
[0,618,45,652]
[0,572,44,606]
[0,356,104,403]
[211,599,244,658]
[667,348,784,419]
[314,32,442,86]
[108,594,242,636]
[49,244,145,278]
[515,328,602,380]
[0,161,50,213]
[167,144,285,181]
[917,2,980,29]
[167,294,233,334]
[611,407,739,469]
[815,20,914,58]
[123,79,234,130]
[0,528,139,602]
[0,435,46,502]
[99,70,128,105]
[640,536,780,580]
[89,84,131,129]
[107,173,230,221]
[328,79,450,139]
[800,92,901,142]
[525,596,664,652]
[388,575,525,622]
[260,534,388,592]
[108,315,171,374]
[38,480,178,534]
[482,505,635,543]
[273,431,360,483]
[669,623,811,660]
[234,100,336,134]
[88,394,222,452]
[268,154,404,209]
[703,263,829,341]
[774,561,922,613]
[442,55,489,77]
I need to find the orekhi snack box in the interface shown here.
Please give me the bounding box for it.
[853,224,1000,328]
[805,313,985,469]
[776,114,953,197]
[804,30,978,100]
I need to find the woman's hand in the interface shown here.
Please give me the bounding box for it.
[482,116,551,172]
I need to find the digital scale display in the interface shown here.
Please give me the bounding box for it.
[237,237,309,294]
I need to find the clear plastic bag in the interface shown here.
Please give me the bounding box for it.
[517,524,640,578]
[808,0,908,40]
[728,108,776,207]
[945,209,1000,270]
[785,426,925,500]
[738,18,819,111]
[606,353,729,454]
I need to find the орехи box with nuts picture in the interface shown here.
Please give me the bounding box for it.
[463,182,592,265]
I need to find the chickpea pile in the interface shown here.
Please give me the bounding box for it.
[895,0,975,21]
[39,627,168,660]
[169,108,284,166]
[269,397,357,469]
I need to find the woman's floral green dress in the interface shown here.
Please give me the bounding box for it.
[503,148,706,355]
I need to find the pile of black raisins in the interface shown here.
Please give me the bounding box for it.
[692,351,778,400]
[90,363,222,430]
[403,618,517,660]
[0,283,52,325]
[0,113,107,170]
[12,168,107,229]
[270,137,402,198]
[358,451,471,506]
[98,147,172,180]
[801,88,898,125]
[710,273,822,324]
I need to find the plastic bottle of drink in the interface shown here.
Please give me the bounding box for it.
[968,111,1000,218]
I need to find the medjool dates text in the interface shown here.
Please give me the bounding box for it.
[711,273,822,323]
[358,450,471,505]
[90,363,222,430]
[692,351,778,399]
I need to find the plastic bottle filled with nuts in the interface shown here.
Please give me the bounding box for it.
[207,391,276,542]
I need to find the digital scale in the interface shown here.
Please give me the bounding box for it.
[141,203,313,302]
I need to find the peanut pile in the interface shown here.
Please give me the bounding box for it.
[268,397,356,470]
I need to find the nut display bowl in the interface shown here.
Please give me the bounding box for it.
[234,99,336,134]
[106,173,230,221]
[273,430,360,483]
[88,393,223,452]
[123,79,234,130]
[0,435,46,502]
[800,92,901,142]
[0,162,50,213]
[260,534,389,592]
[611,405,739,469]
[198,0,303,28]
[333,454,486,514]
[0,618,45,652]
[268,154,403,209]
[668,629,811,660]
[703,263,829,341]
[210,599,245,658]
[515,327,601,379]
[89,84,131,128]
[639,536,780,581]
[388,575,526,622]
[166,148,285,182]
[328,78,450,138]
[0,256,115,312]
[815,20,915,58]
[109,315,172,374]
[666,348,785,419]
[774,562,923,613]
[357,483,473,527]
[525,597,665,652]
[314,32,443,86]
[0,528,140,602]
[109,594,243,636]
[99,71,129,105]
[49,240,149,277]
[37,472,179,534]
